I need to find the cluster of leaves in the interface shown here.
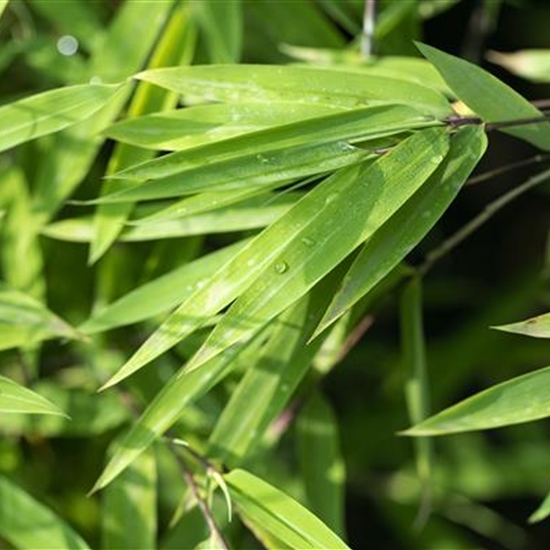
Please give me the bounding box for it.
[3,1,550,548]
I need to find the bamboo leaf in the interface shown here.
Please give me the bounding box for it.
[134,64,452,117]
[488,49,550,84]
[111,104,438,181]
[314,124,487,335]
[492,312,550,338]
[0,475,90,549]
[0,0,8,19]
[93,141,368,203]
[530,490,550,523]
[101,448,157,549]
[104,102,345,151]
[0,375,65,416]
[416,42,550,151]
[404,364,550,436]
[102,127,449,389]
[296,392,346,537]
[0,83,123,153]
[80,241,248,334]
[225,469,349,549]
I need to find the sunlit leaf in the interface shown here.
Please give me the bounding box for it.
[102,127,448,389]
[492,312,550,338]
[225,469,349,549]
[0,83,123,153]
[135,64,452,117]
[0,376,65,416]
[111,104,438,181]
[416,42,550,150]
[315,124,487,335]
[0,475,90,549]
[404,364,550,436]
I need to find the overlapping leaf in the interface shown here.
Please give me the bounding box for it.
[0,376,65,416]
[102,127,449,389]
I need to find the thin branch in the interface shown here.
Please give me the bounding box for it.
[466,154,550,186]
[173,451,230,550]
[361,0,376,58]
[419,167,550,275]
[486,114,550,131]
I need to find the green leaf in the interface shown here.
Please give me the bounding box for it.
[0,0,8,19]
[193,0,242,63]
[80,241,248,334]
[0,83,123,153]
[182,127,450,375]
[0,474,90,549]
[492,312,550,338]
[314,124,487,335]
[488,49,550,83]
[101,448,157,549]
[0,375,65,416]
[416,42,550,151]
[111,104,438,182]
[0,284,81,350]
[296,392,346,537]
[104,102,345,151]
[135,64,452,117]
[102,127,449,389]
[403,364,550,436]
[92,332,268,492]
[225,469,349,549]
[93,141,368,203]
[530,490,550,523]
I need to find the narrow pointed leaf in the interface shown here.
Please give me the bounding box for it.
[225,469,349,549]
[492,312,550,338]
[0,375,65,416]
[488,49,550,84]
[315,124,487,335]
[112,104,437,181]
[104,102,345,151]
[0,475,90,549]
[80,241,248,334]
[135,64,452,117]
[530,490,550,523]
[184,127,450,374]
[102,127,448,389]
[416,42,550,151]
[404,364,550,436]
[0,83,123,153]
[93,141,368,203]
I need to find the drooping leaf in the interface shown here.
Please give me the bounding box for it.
[134,64,452,117]
[110,104,438,182]
[0,475,90,549]
[102,127,449,389]
[314,124,487,335]
[530,490,550,523]
[225,469,349,549]
[404,364,550,436]
[0,83,123,153]
[0,375,65,416]
[296,392,346,537]
[416,42,550,151]
[492,312,550,338]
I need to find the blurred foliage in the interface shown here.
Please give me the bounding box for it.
[2,1,550,549]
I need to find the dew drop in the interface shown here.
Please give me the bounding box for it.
[256,154,270,164]
[57,35,78,56]
[274,261,289,274]
[430,155,443,164]
[301,236,315,247]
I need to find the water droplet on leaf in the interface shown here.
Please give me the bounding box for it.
[274,261,289,274]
